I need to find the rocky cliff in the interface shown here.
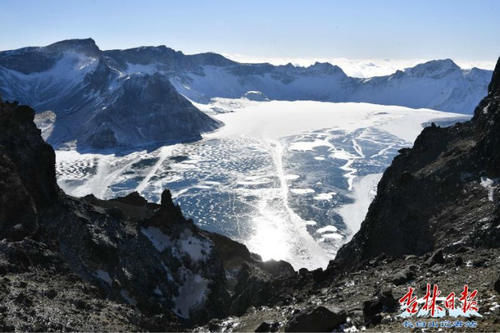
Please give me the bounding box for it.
[334,57,500,270]
[0,98,295,331]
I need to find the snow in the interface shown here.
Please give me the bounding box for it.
[173,270,209,318]
[1,52,98,106]
[288,139,332,151]
[290,188,315,195]
[120,289,137,306]
[94,270,112,286]
[313,192,336,201]
[480,177,495,202]
[179,230,212,262]
[141,227,171,252]
[125,62,159,75]
[316,225,338,233]
[204,100,464,142]
[172,60,490,114]
[337,173,383,240]
[153,286,163,296]
[320,233,343,240]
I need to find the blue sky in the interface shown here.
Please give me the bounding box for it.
[1,0,499,63]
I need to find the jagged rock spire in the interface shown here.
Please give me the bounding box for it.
[488,57,500,95]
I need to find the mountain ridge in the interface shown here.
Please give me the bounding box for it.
[0,39,223,150]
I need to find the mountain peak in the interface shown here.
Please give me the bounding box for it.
[407,58,460,76]
[309,61,346,75]
[46,38,100,56]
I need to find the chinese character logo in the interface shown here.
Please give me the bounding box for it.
[399,284,481,318]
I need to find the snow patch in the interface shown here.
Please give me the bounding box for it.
[179,230,212,262]
[313,192,336,201]
[337,173,383,240]
[120,289,137,306]
[153,286,163,296]
[125,62,159,75]
[480,177,496,202]
[288,139,332,152]
[290,188,315,195]
[174,270,209,318]
[94,270,112,286]
[141,226,171,252]
[316,225,338,233]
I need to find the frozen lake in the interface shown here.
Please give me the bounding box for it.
[56,99,467,269]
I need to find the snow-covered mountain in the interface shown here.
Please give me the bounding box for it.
[0,38,492,150]
[170,59,491,114]
[0,39,221,150]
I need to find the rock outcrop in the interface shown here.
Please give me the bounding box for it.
[334,57,500,271]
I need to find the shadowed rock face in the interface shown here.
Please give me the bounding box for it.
[334,57,500,271]
[81,73,220,149]
[0,98,295,330]
[0,101,58,240]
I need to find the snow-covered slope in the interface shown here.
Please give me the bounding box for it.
[171,59,491,114]
[0,39,222,150]
[104,43,491,113]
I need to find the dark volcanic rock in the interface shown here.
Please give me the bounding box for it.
[285,305,347,332]
[362,287,398,325]
[0,102,58,241]
[391,266,416,285]
[255,320,280,332]
[334,57,500,271]
[425,248,445,266]
[495,274,500,294]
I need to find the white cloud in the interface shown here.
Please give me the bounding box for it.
[221,53,495,78]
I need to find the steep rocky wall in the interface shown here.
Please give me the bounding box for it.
[334,57,500,271]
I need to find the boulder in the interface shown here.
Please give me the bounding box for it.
[255,320,280,332]
[425,249,445,266]
[363,287,398,325]
[392,267,416,285]
[285,305,346,332]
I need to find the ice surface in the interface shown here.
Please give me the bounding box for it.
[55,100,465,269]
